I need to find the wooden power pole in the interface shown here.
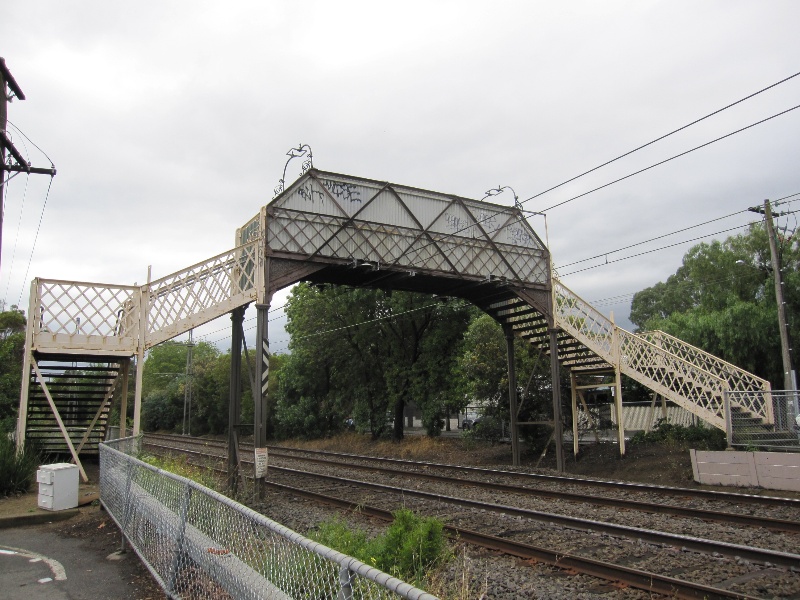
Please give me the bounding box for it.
[0,57,56,276]
[763,200,796,392]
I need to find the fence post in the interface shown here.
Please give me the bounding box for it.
[723,391,733,449]
[167,484,193,594]
[120,458,136,551]
[338,565,353,600]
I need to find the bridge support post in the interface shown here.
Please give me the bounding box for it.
[613,368,626,455]
[548,328,565,472]
[119,359,130,438]
[504,326,520,467]
[133,274,150,437]
[16,280,37,453]
[254,299,271,500]
[571,371,579,457]
[228,306,245,494]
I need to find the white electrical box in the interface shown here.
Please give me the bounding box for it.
[37,463,79,511]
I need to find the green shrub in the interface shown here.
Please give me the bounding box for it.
[378,509,447,583]
[629,420,726,450]
[310,509,449,586]
[0,434,40,496]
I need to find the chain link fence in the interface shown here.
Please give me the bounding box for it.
[724,391,800,451]
[100,437,438,600]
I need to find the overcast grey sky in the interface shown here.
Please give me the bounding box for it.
[2,1,799,353]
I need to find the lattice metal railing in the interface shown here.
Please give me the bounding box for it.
[552,279,772,430]
[100,437,438,600]
[617,329,728,428]
[27,241,262,354]
[641,330,773,423]
[554,281,615,363]
[29,279,140,353]
[146,240,260,348]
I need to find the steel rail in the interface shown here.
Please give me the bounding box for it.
[267,465,800,570]
[266,444,800,509]
[142,434,800,532]
[264,479,762,600]
[265,449,800,534]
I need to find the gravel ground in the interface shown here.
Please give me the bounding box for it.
[142,434,800,599]
[258,466,800,600]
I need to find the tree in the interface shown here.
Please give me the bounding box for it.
[0,306,26,433]
[629,223,799,388]
[141,340,225,433]
[275,284,473,441]
[454,313,561,450]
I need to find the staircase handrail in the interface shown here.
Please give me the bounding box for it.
[638,330,773,424]
[554,280,730,428]
[145,239,261,347]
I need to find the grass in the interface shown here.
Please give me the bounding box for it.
[139,452,221,490]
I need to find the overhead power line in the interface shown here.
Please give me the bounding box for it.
[559,221,762,277]
[538,103,800,212]
[520,70,800,207]
[557,207,753,269]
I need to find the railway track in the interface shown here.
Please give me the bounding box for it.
[142,433,800,599]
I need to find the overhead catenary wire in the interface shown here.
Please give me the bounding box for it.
[560,221,762,277]
[520,70,800,207]
[557,207,754,269]
[554,191,800,273]
[7,121,56,169]
[17,175,54,306]
[537,103,800,213]
[398,99,800,261]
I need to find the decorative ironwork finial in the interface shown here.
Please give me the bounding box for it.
[482,185,522,211]
[273,143,314,198]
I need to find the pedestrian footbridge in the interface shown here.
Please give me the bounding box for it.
[16,169,786,478]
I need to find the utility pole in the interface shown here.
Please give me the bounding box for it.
[0,57,56,276]
[751,200,796,392]
[182,329,194,435]
[764,200,796,393]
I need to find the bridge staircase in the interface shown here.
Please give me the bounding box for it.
[480,278,797,448]
[23,357,122,456]
[17,242,261,471]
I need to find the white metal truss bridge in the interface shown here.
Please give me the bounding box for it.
[15,169,785,480]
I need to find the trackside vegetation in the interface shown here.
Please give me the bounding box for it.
[629,420,726,450]
[310,509,449,588]
[0,434,40,496]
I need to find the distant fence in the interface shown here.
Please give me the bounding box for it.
[99,437,438,600]
[724,391,800,451]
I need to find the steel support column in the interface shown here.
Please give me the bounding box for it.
[548,327,565,472]
[571,371,579,457]
[504,325,520,467]
[613,368,626,455]
[228,306,245,493]
[254,300,271,447]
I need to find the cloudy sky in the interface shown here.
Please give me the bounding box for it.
[2,1,799,354]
